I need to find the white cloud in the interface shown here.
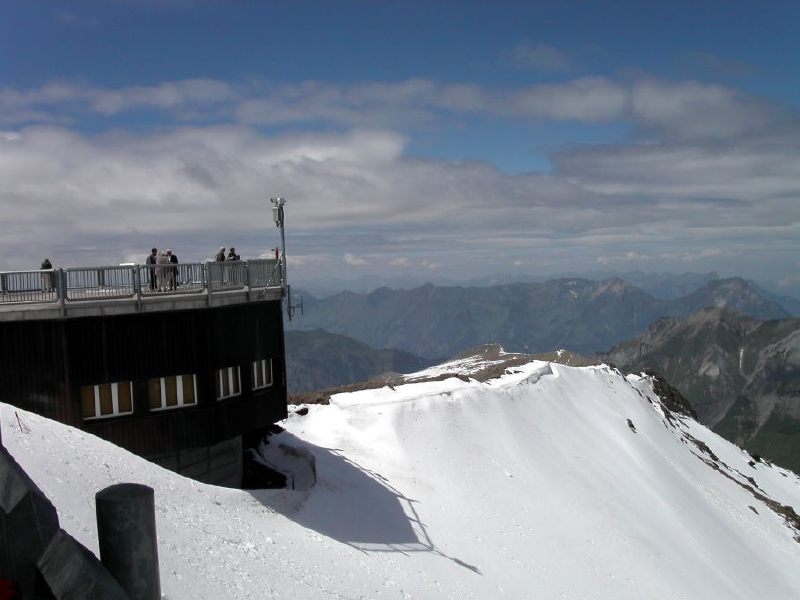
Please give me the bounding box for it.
[0,80,238,124]
[344,253,369,266]
[283,253,331,267]
[90,79,236,115]
[2,77,790,142]
[1,120,796,282]
[0,76,797,283]
[595,252,650,266]
[629,79,783,140]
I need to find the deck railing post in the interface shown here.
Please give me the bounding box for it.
[58,269,67,317]
[134,265,142,311]
[204,262,212,306]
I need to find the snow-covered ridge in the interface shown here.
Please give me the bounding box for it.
[3,359,800,599]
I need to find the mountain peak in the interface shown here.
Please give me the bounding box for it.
[592,277,638,298]
[675,278,791,320]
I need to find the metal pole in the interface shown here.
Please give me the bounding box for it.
[204,262,212,306]
[134,265,142,311]
[58,269,66,317]
[279,208,287,289]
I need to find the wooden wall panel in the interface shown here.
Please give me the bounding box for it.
[0,299,288,461]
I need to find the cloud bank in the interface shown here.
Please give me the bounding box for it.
[0,76,797,287]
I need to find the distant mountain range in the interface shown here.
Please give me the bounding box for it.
[296,270,724,299]
[286,278,800,471]
[296,270,800,305]
[285,329,433,394]
[600,307,800,473]
[291,277,794,359]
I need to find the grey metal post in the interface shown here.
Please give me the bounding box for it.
[95,483,161,600]
[134,265,142,311]
[204,262,212,306]
[58,269,66,317]
[279,208,287,288]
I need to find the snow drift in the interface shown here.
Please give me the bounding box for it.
[3,359,800,599]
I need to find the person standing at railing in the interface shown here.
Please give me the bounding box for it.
[215,246,227,285]
[167,249,179,290]
[40,258,54,292]
[156,250,170,292]
[146,248,158,290]
[227,247,240,285]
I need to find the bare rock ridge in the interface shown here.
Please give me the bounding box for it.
[601,307,800,473]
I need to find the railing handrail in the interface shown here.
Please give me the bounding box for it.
[0,268,57,275]
[0,258,284,309]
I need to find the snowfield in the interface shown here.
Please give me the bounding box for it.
[3,360,800,599]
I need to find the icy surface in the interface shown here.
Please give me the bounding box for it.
[3,360,800,599]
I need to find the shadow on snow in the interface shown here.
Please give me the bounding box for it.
[247,433,480,574]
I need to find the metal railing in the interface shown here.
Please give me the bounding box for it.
[139,263,206,297]
[65,266,138,301]
[0,270,59,304]
[0,258,283,307]
[207,260,247,292]
[248,259,283,288]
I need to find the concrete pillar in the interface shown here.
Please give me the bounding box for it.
[95,484,160,600]
[0,446,60,598]
[38,529,129,600]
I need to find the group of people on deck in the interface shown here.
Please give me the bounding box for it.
[145,247,180,292]
[36,247,244,294]
[146,246,241,292]
[215,246,240,262]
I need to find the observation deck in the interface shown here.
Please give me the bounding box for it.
[0,258,284,322]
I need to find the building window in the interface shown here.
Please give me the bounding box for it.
[81,382,133,419]
[216,366,241,400]
[252,358,273,390]
[148,374,197,410]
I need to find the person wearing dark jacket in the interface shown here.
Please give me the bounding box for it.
[40,258,54,291]
[146,248,158,290]
[227,247,240,261]
[167,249,179,289]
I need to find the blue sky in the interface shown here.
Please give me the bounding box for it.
[1,1,799,293]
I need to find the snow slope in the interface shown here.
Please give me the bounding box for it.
[3,361,800,599]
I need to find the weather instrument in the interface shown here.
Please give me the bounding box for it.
[270,197,303,321]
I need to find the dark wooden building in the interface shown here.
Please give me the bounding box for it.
[0,260,288,487]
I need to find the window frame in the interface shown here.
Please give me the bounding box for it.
[216,366,242,401]
[252,358,273,390]
[81,381,134,420]
[149,374,198,411]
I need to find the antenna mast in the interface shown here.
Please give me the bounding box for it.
[270,197,302,320]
